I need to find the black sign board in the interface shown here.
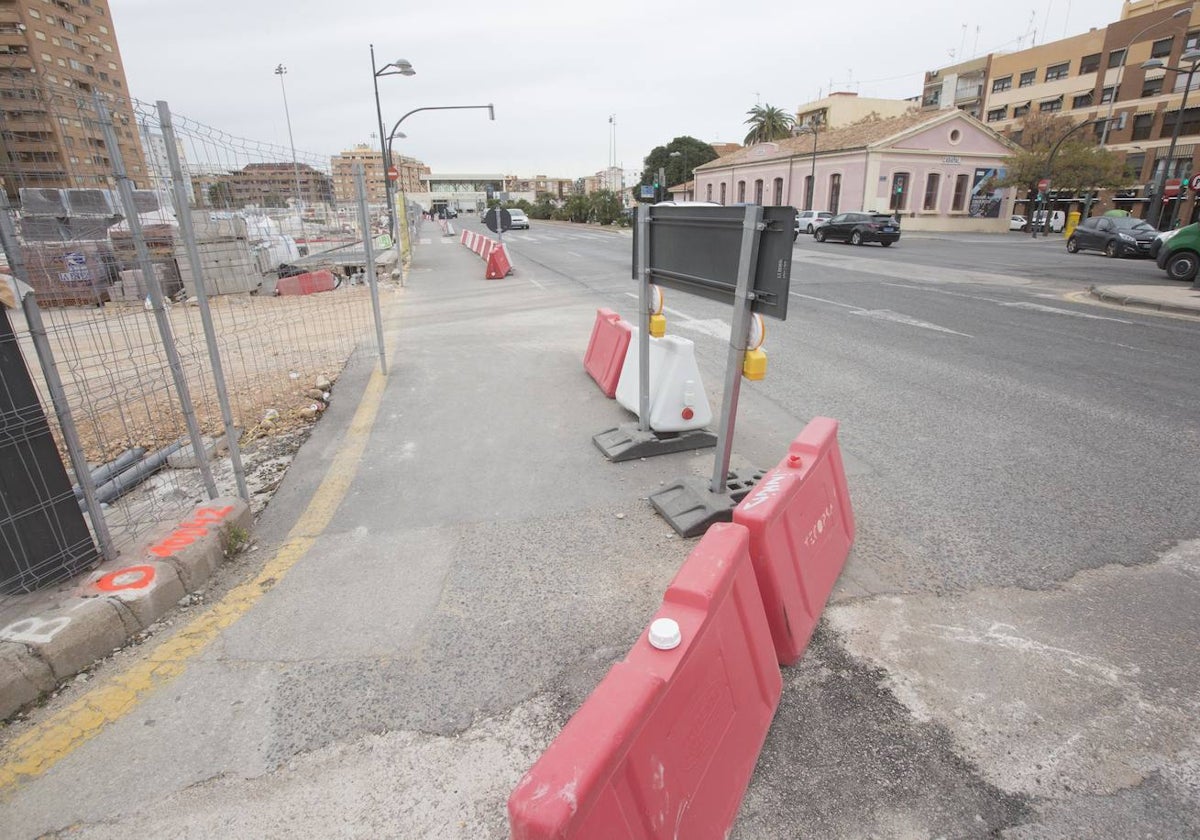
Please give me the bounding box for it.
[484,207,511,233]
[632,205,795,321]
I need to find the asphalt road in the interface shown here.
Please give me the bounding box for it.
[3,218,1198,839]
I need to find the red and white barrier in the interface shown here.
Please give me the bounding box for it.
[615,331,713,432]
[583,308,632,398]
[733,417,855,665]
[486,243,512,279]
[460,230,470,247]
[508,523,781,839]
[275,269,335,296]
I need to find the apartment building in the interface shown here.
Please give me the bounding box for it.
[921,57,991,119]
[193,162,334,210]
[926,0,1200,222]
[504,175,575,200]
[0,0,146,200]
[795,92,914,129]
[330,144,429,205]
[138,125,194,205]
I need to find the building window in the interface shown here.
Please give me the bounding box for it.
[1152,37,1174,58]
[1019,70,1036,87]
[753,178,763,204]
[1108,49,1126,69]
[1100,86,1115,104]
[1072,92,1094,109]
[1079,53,1101,74]
[706,183,712,201]
[1039,98,1063,113]
[1160,106,1200,138]
[803,175,814,210]
[992,75,1012,93]
[829,174,841,214]
[1132,113,1153,141]
[719,182,726,204]
[922,173,940,211]
[1045,62,1070,82]
[773,177,783,205]
[1013,103,1031,117]
[890,172,909,211]
[1173,73,1200,93]
[987,106,1007,122]
[1125,153,1145,181]
[924,89,941,108]
[951,174,969,211]
[737,180,745,202]
[1142,77,1164,97]
[1188,30,1200,52]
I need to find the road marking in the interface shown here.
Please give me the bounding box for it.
[526,277,545,289]
[418,238,432,245]
[517,235,538,242]
[0,362,391,792]
[790,291,864,310]
[1000,301,1133,323]
[619,294,730,338]
[851,309,973,337]
[565,250,584,258]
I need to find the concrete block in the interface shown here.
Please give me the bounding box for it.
[146,497,251,591]
[87,560,187,630]
[0,598,127,681]
[0,642,56,719]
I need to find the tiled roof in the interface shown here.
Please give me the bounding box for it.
[694,110,979,171]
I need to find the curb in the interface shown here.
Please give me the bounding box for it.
[1088,285,1200,317]
[0,498,251,720]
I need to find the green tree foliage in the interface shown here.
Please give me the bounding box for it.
[640,136,720,189]
[561,194,591,223]
[207,181,234,209]
[997,112,1128,197]
[589,190,624,225]
[743,104,795,145]
[529,192,558,220]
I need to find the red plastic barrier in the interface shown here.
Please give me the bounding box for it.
[460,230,470,246]
[474,235,486,256]
[732,417,855,665]
[486,244,511,279]
[508,523,781,839]
[275,269,335,296]
[582,308,631,398]
[482,238,496,260]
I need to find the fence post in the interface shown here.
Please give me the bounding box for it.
[95,94,218,499]
[156,100,249,502]
[353,163,388,375]
[0,193,117,561]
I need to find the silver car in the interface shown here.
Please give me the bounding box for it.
[796,210,832,234]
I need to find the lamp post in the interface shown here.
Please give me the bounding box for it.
[273,64,306,246]
[668,149,690,199]
[1142,48,1200,229]
[1086,6,1193,218]
[370,47,415,244]
[796,120,820,211]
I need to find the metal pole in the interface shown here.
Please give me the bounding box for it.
[96,95,218,499]
[157,100,248,502]
[809,127,818,210]
[274,64,308,250]
[636,203,651,433]
[371,45,396,246]
[354,163,388,375]
[1151,62,1197,229]
[710,204,763,494]
[0,195,116,561]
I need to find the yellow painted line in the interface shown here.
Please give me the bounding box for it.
[0,364,390,793]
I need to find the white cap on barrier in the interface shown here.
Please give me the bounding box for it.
[648,617,682,650]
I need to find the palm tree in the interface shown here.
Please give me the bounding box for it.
[743,104,795,145]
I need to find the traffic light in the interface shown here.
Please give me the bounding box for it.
[1185,176,1192,190]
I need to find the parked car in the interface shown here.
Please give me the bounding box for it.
[813,212,900,246]
[1066,216,1157,258]
[507,208,530,230]
[1155,221,1200,281]
[1010,214,1028,231]
[797,210,833,234]
[1031,210,1065,233]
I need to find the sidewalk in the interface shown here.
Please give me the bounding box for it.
[1089,282,1200,316]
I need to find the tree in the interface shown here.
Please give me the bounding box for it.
[996,112,1128,201]
[640,136,720,190]
[207,181,234,209]
[562,194,591,223]
[530,192,558,220]
[589,190,623,225]
[743,104,795,145]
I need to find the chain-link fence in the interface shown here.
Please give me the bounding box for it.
[0,83,393,595]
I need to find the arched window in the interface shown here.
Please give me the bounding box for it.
[890,172,910,211]
[737,180,746,203]
[753,179,764,204]
[706,183,713,201]
[719,182,727,204]
[829,174,841,214]
[773,177,783,205]
[923,173,940,211]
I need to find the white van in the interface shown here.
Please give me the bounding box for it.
[1031,210,1066,233]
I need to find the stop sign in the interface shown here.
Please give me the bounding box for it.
[386,165,399,182]
[1037,178,1050,191]
[1165,178,1182,197]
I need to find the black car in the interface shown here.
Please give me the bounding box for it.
[814,212,900,246]
[1066,216,1157,258]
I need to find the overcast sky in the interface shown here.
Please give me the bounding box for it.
[111,0,1127,179]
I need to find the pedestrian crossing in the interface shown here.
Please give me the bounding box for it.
[420,226,629,247]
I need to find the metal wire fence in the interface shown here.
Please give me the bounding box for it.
[0,82,393,595]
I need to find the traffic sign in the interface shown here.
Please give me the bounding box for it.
[1192,172,1200,191]
[386,165,399,182]
[1165,178,1182,197]
[1037,178,1050,191]
[484,207,512,234]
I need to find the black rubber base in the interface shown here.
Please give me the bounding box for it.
[649,467,766,538]
[592,423,717,463]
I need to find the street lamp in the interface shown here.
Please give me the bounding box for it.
[273,64,306,245]
[795,120,820,211]
[1087,6,1193,217]
[1142,47,1200,229]
[370,46,416,244]
[668,150,690,199]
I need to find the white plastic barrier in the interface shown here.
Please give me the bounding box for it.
[615,330,713,432]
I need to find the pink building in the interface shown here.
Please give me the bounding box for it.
[692,110,1020,233]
